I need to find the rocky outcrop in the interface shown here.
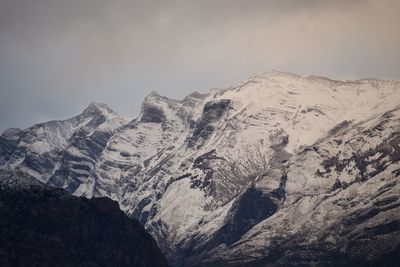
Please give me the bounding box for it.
[187,99,230,148]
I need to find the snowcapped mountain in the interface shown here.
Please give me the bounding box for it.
[1,70,400,266]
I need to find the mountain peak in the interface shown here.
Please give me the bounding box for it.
[82,102,115,117]
[147,91,161,97]
[87,102,112,111]
[1,128,23,138]
[144,90,179,104]
[144,91,168,102]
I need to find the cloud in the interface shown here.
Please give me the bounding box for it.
[0,0,399,131]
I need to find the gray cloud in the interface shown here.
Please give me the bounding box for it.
[0,0,399,131]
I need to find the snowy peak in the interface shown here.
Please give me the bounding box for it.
[138,90,205,126]
[145,90,163,99]
[81,102,116,117]
[139,93,170,123]
[1,128,24,140]
[142,91,177,106]
[79,102,125,129]
[184,91,207,100]
[0,102,127,183]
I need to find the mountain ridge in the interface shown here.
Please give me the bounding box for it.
[1,71,400,266]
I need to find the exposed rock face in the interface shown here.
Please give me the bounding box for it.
[208,187,278,247]
[140,103,167,123]
[1,71,400,266]
[0,170,168,267]
[188,99,231,148]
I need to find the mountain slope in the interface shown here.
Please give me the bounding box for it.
[1,71,400,266]
[0,169,168,267]
[0,103,127,193]
[184,104,400,267]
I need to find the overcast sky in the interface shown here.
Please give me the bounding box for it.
[1,0,399,131]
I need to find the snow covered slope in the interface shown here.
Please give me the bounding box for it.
[1,71,400,266]
[0,102,127,191]
[185,100,400,267]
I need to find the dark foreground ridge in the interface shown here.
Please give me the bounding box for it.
[0,170,168,267]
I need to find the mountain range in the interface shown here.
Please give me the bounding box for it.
[1,70,400,266]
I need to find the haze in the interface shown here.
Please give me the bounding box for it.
[1,0,399,132]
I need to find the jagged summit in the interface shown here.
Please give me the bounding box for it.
[82,102,116,116]
[144,90,181,102]
[185,91,207,99]
[146,90,163,99]
[145,90,208,105]
[1,128,23,139]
